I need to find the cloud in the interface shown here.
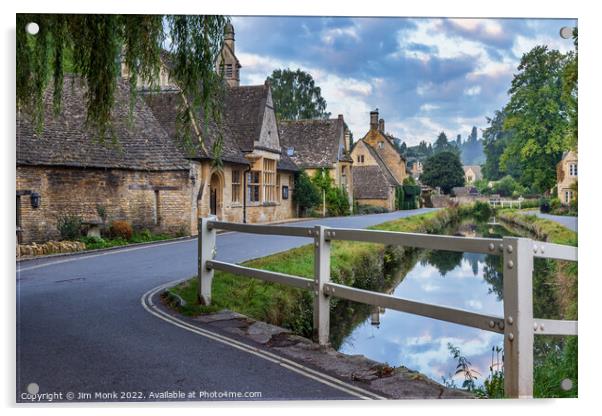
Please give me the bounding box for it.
[232,16,577,143]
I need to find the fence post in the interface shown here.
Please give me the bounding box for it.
[502,236,534,398]
[197,216,217,305]
[313,225,331,346]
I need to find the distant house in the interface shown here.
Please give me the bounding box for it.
[556,150,578,204]
[278,115,354,208]
[350,109,407,210]
[463,165,482,184]
[407,158,423,180]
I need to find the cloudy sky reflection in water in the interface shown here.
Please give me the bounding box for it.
[338,253,504,385]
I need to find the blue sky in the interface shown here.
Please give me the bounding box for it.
[231,16,577,146]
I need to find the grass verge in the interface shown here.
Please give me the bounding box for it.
[498,210,578,398]
[170,208,461,337]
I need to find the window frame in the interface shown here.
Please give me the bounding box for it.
[247,171,261,203]
[231,170,242,203]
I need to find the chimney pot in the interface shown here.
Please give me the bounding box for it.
[370,109,379,130]
[378,118,385,133]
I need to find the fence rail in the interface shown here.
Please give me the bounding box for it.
[197,216,578,398]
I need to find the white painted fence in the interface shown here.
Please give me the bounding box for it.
[197,216,578,398]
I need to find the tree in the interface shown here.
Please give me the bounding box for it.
[293,171,321,216]
[433,131,449,153]
[16,14,229,153]
[501,45,570,193]
[266,68,330,120]
[420,151,465,194]
[562,28,578,151]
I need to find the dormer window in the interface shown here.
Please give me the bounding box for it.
[378,141,384,149]
[287,147,295,156]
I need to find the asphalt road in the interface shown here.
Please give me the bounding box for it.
[522,210,578,232]
[16,209,436,403]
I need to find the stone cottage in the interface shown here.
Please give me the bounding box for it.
[351,109,407,210]
[278,115,354,210]
[556,150,578,204]
[463,165,482,184]
[16,76,194,244]
[16,23,300,243]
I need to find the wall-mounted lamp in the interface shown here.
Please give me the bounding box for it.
[30,192,41,209]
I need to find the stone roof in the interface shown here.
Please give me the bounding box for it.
[224,84,270,152]
[277,148,300,172]
[17,75,190,171]
[278,118,348,169]
[142,90,250,166]
[353,166,396,199]
[363,143,400,186]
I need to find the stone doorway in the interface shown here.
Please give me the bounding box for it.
[209,172,223,219]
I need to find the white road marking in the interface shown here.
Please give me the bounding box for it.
[141,280,386,400]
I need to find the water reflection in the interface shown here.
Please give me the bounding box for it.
[338,251,505,385]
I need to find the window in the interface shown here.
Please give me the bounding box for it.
[282,186,289,200]
[378,141,384,149]
[225,64,233,78]
[154,190,161,225]
[357,154,364,163]
[231,170,241,203]
[569,163,577,176]
[276,174,281,202]
[247,171,260,203]
[263,159,277,203]
[341,165,347,187]
[564,190,573,204]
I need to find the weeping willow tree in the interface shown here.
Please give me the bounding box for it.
[16,14,229,160]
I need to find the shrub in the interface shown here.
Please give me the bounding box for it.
[109,220,133,240]
[539,197,551,213]
[472,201,493,222]
[326,186,351,216]
[492,175,524,197]
[57,215,83,240]
[294,171,321,216]
[354,204,388,215]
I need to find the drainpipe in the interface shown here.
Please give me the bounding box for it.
[243,165,251,223]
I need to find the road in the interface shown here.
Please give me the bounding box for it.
[16,209,436,402]
[522,210,578,232]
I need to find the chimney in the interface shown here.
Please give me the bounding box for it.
[338,114,344,121]
[378,118,385,133]
[370,109,379,131]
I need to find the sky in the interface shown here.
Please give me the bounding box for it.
[230,16,577,146]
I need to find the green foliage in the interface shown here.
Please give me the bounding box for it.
[16,14,228,155]
[445,343,480,391]
[311,169,350,217]
[561,28,578,151]
[396,184,420,210]
[353,204,388,215]
[473,178,490,195]
[96,204,108,223]
[293,171,321,216]
[326,186,350,217]
[539,197,551,213]
[266,68,330,120]
[491,175,525,197]
[421,151,465,194]
[501,46,571,192]
[471,201,493,222]
[56,214,83,240]
[534,336,578,398]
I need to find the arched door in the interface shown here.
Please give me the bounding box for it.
[209,173,222,218]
